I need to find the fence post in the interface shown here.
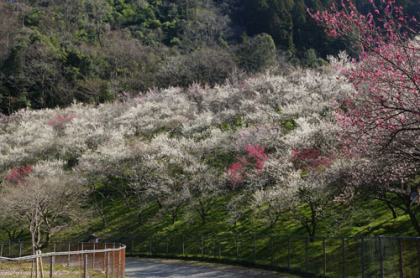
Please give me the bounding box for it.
[417,240,420,278]
[342,238,345,278]
[93,242,96,270]
[104,243,107,270]
[182,235,185,256]
[131,238,134,255]
[35,249,39,278]
[218,236,221,259]
[236,235,239,260]
[67,242,71,267]
[18,241,22,257]
[323,237,327,276]
[270,236,274,267]
[361,237,365,278]
[253,235,256,264]
[149,236,152,255]
[50,255,54,278]
[305,237,308,272]
[83,254,88,278]
[201,235,204,256]
[379,236,384,278]
[112,243,116,275]
[118,249,121,278]
[398,239,403,278]
[287,236,290,270]
[106,252,109,278]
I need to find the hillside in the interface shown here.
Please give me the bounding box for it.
[0,0,419,260]
[1,59,419,244]
[1,0,419,115]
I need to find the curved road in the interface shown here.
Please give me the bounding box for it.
[125,258,299,278]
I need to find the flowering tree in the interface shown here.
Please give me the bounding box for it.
[310,0,420,233]
[3,164,33,184]
[48,113,76,130]
[227,143,269,188]
[0,58,363,235]
[0,161,87,252]
[309,0,419,170]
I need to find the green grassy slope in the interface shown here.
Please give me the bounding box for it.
[53,192,417,242]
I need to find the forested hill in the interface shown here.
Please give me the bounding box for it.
[0,0,419,115]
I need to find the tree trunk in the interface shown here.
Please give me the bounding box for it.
[171,212,177,224]
[185,0,189,20]
[310,204,317,242]
[407,207,420,236]
[138,210,142,226]
[386,200,398,219]
[201,212,206,225]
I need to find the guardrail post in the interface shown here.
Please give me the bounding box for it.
[0,242,3,256]
[50,255,54,278]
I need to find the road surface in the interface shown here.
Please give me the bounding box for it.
[125,258,299,278]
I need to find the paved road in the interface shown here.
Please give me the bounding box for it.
[125,258,299,278]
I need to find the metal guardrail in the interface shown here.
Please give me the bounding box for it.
[0,242,126,278]
[118,234,420,277]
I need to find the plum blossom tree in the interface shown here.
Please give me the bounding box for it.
[0,160,88,252]
[227,143,269,188]
[310,0,420,233]
[309,0,419,173]
[0,56,366,235]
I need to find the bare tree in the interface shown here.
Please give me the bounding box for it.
[0,160,89,253]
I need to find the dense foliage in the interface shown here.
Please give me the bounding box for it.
[1,0,418,115]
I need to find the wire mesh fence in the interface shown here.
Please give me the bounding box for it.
[118,234,420,277]
[0,241,125,278]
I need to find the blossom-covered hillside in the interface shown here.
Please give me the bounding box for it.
[1,59,363,238]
